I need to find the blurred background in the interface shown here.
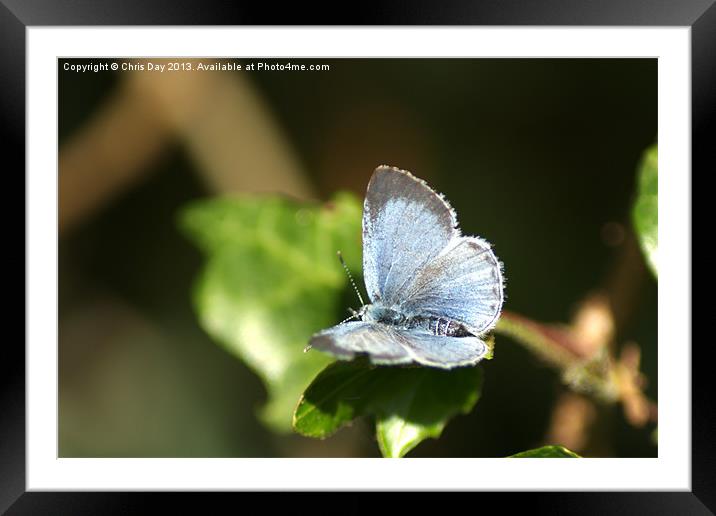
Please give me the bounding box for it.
[59,58,657,458]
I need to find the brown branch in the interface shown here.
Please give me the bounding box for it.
[494,303,655,423]
[60,58,315,235]
[59,79,172,233]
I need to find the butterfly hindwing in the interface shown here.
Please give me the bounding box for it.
[399,237,504,334]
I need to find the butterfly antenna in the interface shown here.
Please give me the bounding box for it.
[337,251,365,306]
[338,309,361,325]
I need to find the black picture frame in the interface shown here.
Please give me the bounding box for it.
[3,1,710,513]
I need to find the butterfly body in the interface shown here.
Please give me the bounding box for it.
[361,304,472,338]
[309,165,504,369]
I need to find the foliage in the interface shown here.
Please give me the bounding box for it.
[509,445,581,458]
[182,142,657,455]
[180,193,361,431]
[293,358,483,458]
[632,144,658,277]
[181,191,487,455]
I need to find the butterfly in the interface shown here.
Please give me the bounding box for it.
[308,165,504,369]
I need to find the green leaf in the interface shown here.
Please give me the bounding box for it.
[179,192,363,432]
[293,359,483,457]
[509,445,581,458]
[632,144,658,277]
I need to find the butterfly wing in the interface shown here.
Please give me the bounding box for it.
[362,166,459,305]
[310,321,489,369]
[322,165,502,368]
[309,321,413,365]
[394,329,490,368]
[399,236,504,335]
[362,166,504,334]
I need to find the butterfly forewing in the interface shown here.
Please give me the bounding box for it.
[394,329,489,368]
[362,166,459,305]
[310,321,489,369]
[309,321,413,365]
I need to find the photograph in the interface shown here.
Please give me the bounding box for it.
[58,57,658,459]
[0,0,709,506]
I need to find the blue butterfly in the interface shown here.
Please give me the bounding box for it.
[309,165,504,369]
